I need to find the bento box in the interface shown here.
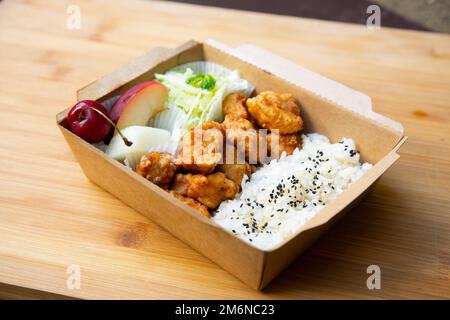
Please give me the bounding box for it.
[56,39,406,290]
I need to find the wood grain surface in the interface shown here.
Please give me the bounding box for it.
[0,0,449,299]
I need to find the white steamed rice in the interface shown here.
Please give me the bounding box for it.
[213,133,373,250]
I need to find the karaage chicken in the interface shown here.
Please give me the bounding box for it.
[172,172,238,209]
[218,162,254,189]
[177,120,224,174]
[136,152,177,188]
[222,116,268,164]
[246,91,303,134]
[168,191,210,218]
[267,132,302,158]
[223,93,249,120]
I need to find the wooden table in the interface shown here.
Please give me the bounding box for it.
[0,0,449,300]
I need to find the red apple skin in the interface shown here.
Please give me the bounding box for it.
[67,100,112,143]
[109,81,168,130]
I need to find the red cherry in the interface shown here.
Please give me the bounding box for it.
[67,100,112,143]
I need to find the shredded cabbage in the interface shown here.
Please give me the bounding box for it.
[154,67,251,141]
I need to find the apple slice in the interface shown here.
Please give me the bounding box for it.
[110,81,168,131]
[106,126,171,169]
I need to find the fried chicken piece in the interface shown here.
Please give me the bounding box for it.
[246,91,303,134]
[171,172,238,209]
[200,120,223,131]
[279,93,300,115]
[222,115,254,132]
[171,172,191,196]
[136,152,177,188]
[168,191,210,218]
[219,143,255,188]
[177,121,224,174]
[222,116,268,164]
[222,94,254,158]
[223,93,249,120]
[222,116,256,152]
[267,133,302,159]
[218,162,253,189]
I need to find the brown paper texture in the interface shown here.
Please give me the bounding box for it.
[58,40,406,290]
[207,39,404,135]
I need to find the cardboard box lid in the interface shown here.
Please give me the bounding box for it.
[207,39,404,136]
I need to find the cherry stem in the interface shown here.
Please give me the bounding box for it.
[84,107,133,146]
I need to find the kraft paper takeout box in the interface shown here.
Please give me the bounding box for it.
[56,40,406,290]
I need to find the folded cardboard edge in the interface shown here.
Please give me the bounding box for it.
[206,39,404,137]
[56,118,224,228]
[57,119,266,289]
[393,135,408,153]
[58,40,263,243]
[77,40,202,101]
[265,135,407,253]
[257,138,406,288]
[258,180,381,290]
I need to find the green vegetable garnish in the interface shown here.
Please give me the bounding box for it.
[155,67,251,142]
[186,73,216,90]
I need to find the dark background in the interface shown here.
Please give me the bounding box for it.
[165,0,450,33]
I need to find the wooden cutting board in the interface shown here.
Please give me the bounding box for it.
[0,0,449,299]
